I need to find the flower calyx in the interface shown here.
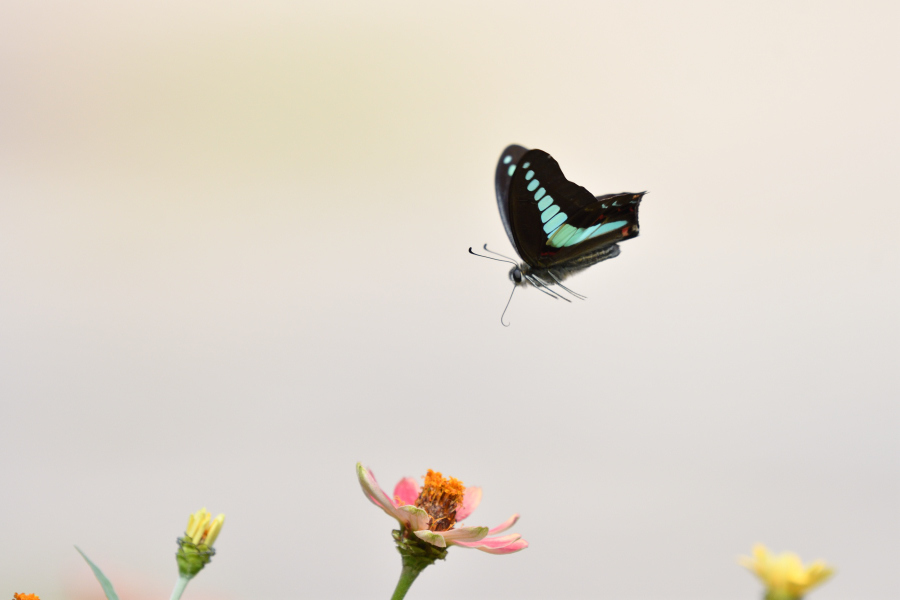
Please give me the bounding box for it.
[393,527,449,572]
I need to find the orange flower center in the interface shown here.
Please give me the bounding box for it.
[14,595,41,600]
[415,469,465,532]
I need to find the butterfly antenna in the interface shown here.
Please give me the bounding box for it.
[548,272,587,300]
[482,244,519,263]
[469,246,518,267]
[500,283,516,327]
[530,274,574,302]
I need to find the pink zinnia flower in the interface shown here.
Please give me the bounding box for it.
[356,463,528,554]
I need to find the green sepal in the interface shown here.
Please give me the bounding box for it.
[176,536,216,577]
[392,528,448,571]
[75,546,121,600]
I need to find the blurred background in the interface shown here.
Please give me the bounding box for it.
[2,1,898,599]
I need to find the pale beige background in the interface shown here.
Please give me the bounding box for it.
[2,1,898,599]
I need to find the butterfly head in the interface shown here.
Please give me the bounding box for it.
[509,265,525,286]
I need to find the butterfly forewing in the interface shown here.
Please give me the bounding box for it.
[507,149,643,269]
[494,144,530,253]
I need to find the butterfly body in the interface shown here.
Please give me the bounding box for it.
[494,144,644,296]
[507,243,620,287]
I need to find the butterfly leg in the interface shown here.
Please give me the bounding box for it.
[531,274,578,302]
[525,274,572,302]
[547,272,587,300]
[523,275,558,300]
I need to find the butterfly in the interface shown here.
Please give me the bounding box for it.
[472,144,645,324]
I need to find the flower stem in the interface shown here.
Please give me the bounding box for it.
[388,528,446,599]
[169,575,192,600]
[390,561,423,600]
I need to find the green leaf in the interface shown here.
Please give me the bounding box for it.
[75,546,121,600]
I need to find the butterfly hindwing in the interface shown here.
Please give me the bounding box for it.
[494,144,530,254]
[507,149,643,269]
[540,191,644,267]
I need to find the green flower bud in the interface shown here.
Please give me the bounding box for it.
[176,508,224,578]
[176,537,216,578]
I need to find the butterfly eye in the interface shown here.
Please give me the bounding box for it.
[509,267,523,284]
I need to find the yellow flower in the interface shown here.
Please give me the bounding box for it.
[185,507,225,547]
[177,507,225,579]
[740,544,835,600]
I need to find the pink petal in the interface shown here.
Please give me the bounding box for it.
[356,463,394,512]
[393,477,420,507]
[442,526,489,544]
[397,505,431,532]
[413,530,446,548]
[488,513,520,535]
[455,486,482,521]
[475,539,529,555]
[455,533,521,549]
[357,463,412,524]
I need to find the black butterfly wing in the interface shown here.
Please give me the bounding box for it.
[494,144,530,254]
[507,149,643,269]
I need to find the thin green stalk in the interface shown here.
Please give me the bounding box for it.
[388,527,445,599]
[390,561,423,600]
[169,575,192,600]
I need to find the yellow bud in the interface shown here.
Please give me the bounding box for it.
[186,508,211,542]
[205,514,225,547]
[740,544,834,599]
[194,514,211,544]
